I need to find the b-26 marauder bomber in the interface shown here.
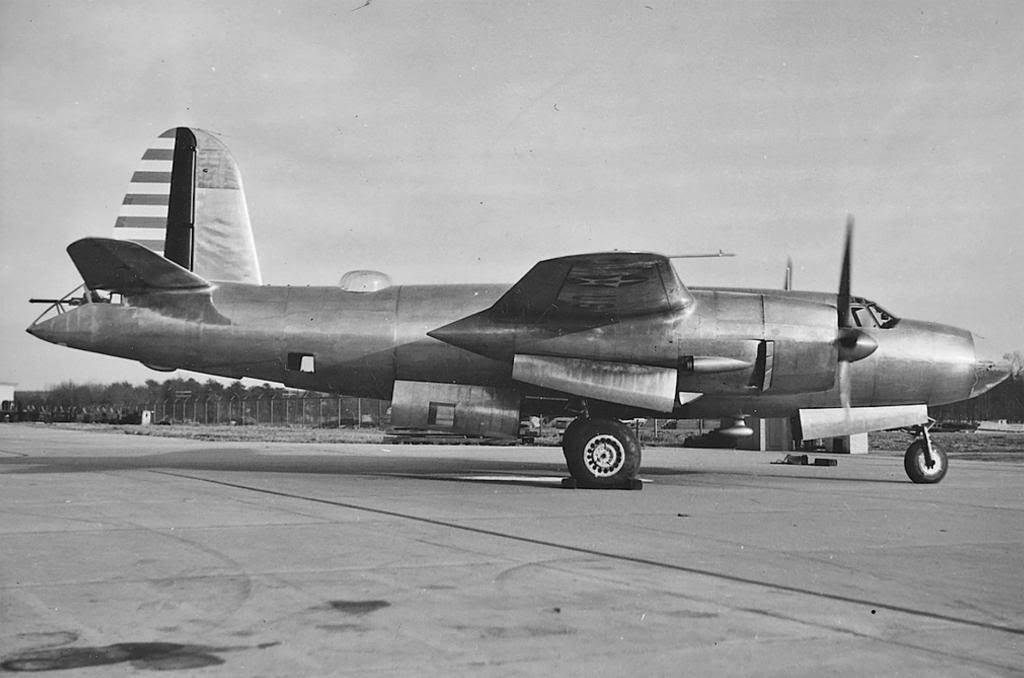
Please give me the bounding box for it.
[28,127,1013,488]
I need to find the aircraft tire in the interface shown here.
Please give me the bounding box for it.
[560,418,588,458]
[564,418,641,488]
[904,439,948,484]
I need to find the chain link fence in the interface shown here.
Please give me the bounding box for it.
[150,395,387,427]
[4,395,388,427]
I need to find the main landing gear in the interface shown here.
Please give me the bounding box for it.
[903,422,948,484]
[560,415,949,487]
[560,417,643,490]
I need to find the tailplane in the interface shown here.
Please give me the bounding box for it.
[68,237,209,294]
[64,237,228,325]
[113,127,262,284]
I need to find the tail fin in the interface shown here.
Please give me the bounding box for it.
[113,127,262,285]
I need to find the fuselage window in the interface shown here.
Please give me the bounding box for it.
[286,352,316,373]
[428,402,456,428]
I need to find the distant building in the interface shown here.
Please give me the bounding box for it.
[1,382,16,415]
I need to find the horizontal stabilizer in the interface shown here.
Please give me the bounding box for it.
[68,237,210,294]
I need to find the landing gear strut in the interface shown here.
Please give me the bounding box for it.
[561,417,643,490]
[903,422,947,484]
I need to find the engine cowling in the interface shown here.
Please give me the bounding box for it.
[759,295,839,394]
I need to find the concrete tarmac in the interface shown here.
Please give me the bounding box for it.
[1,424,1021,676]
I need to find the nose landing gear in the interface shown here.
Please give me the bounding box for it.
[904,422,948,484]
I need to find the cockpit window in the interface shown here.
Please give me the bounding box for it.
[871,303,898,328]
[851,305,872,328]
[851,298,899,329]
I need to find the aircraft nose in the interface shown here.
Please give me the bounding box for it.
[970,333,1014,398]
[26,314,69,346]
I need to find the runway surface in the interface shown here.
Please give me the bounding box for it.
[1,424,1021,676]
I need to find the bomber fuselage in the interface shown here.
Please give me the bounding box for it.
[28,280,985,418]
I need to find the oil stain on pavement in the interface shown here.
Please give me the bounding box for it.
[1,641,279,672]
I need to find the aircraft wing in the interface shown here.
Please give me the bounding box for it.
[489,252,692,324]
[428,252,700,412]
[68,237,210,294]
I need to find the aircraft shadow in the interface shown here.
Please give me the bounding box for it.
[0,449,906,486]
[639,464,908,484]
[0,448,565,479]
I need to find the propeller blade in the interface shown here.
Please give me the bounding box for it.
[836,215,863,413]
[838,359,851,410]
[837,214,854,328]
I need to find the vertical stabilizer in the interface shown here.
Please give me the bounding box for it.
[113,127,262,284]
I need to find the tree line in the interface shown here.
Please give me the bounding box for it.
[932,351,1024,423]
[931,373,1024,423]
[15,377,292,410]
[6,378,386,425]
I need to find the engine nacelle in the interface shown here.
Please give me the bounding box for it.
[760,296,838,394]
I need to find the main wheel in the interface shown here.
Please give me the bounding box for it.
[560,418,588,460]
[904,439,948,484]
[563,418,641,488]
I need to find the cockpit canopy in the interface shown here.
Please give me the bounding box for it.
[851,297,899,329]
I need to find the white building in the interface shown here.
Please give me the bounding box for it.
[1,382,16,411]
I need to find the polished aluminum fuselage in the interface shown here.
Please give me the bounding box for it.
[29,280,980,419]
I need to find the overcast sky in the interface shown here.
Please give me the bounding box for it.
[2,0,1021,390]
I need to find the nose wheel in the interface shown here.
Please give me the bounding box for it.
[561,417,642,490]
[904,423,947,484]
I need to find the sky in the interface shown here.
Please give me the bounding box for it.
[1,0,1021,389]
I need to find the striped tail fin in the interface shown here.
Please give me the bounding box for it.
[113,127,262,285]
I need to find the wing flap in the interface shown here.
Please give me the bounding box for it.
[512,354,698,413]
[795,405,928,440]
